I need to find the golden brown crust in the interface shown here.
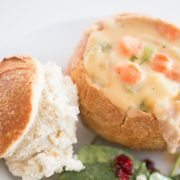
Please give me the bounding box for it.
[0,56,39,157]
[66,14,176,150]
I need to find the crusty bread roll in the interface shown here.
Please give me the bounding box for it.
[0,56,43,158]
[67,14,180,153]
[0,56,83,180]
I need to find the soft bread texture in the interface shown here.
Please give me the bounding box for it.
[67,14,180,150]
[0,56,83,179]
[0,56,43,158]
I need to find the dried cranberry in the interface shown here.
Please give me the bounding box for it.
[143,159,159,173]
[115,154,133,180]
[115,154,133,174]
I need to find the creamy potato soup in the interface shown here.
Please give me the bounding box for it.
[84,16,180,153]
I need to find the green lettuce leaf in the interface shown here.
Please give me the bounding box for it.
[59,163,118,180]
[78,144,132,164]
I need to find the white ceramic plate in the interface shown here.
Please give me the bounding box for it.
[0,18,177,180]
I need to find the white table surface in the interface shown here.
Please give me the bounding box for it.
[0,0,180,47]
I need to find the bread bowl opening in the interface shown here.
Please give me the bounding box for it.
[83,15,180,153]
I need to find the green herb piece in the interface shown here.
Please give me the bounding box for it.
[139,101,149,112]
[100,42,112,52]
[133,162,150,179]
[130,55,138,62]
[78,144,132,164]
[124,85,137,94]
[140,46,154,65]
[59,163,118,180]
[170,154,180,177]
[150,173,173,180]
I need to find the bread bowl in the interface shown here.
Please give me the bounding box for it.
[0,56,83,179]
[67,14,180,153]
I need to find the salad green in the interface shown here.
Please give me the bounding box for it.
[78,144,132,164]
[60,163,117,180]
[58,137,180,180]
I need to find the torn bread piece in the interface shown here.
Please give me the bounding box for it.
[0,56,83,180]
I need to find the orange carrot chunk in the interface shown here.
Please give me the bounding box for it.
[151,53,172,73]
[115,62,142,85]
[156,24,180,41]
[119,36,141,57]
[166,63,180,82]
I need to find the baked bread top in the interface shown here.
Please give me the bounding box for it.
[0,56,43,158]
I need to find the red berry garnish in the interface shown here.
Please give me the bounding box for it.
[115,154,133,180]
[143,159,159,173]
[115,154,133,175]
[117,169,130,180]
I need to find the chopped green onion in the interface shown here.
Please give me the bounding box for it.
[130,55,138,62]
[140,46,154,65]
[100,42,112,52]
